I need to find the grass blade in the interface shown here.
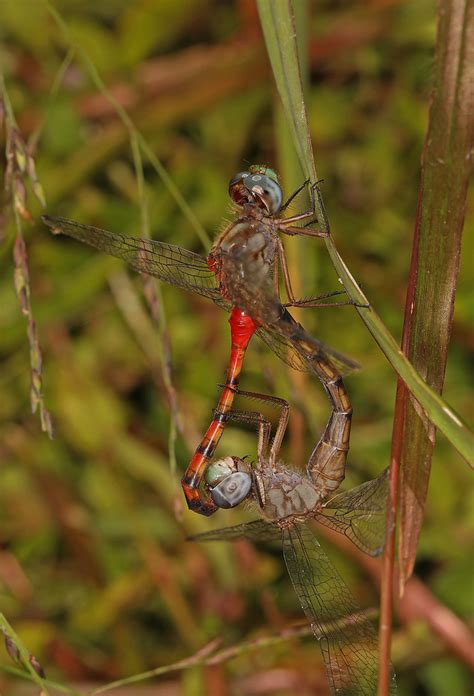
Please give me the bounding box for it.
[396,0,474,589]
[256,0,474,465]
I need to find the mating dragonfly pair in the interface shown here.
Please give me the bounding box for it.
[43,166,395,694]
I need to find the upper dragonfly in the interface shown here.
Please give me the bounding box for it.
[190,389,396,695]
[43,166,359,516]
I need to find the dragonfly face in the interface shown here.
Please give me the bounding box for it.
[228,169,283,215]
[205,455,253,509]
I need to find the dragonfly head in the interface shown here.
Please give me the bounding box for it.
[229,167,282,215]
[206,456,252,509]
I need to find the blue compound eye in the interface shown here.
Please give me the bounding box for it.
[243,174,283,215]
[210,471,252,508]
[228,171,252,207]
[206,457,236,487]
[228,171,250,189]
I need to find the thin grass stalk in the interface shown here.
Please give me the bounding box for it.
[0,74,52,438]
[130,134,180,481]
[0,614,50,695]
[377,382,403,695]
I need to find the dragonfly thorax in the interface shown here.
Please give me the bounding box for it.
[210,217,279,303]
[256,462,324,523]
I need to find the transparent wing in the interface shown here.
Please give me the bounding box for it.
[283,524,396,695]
[188,519,282,544]
[255,326,310,372]
[42,215,229,308]
[256,325,359,377]
[315,469,389,557]
[44,215,359,376]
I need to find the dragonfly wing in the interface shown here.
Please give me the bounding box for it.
[315,469,389,557]
[282,524,396,695]
[43,215,230,308]
[262,313,359,377]
[219,251,358,376]
[188,519,281,544]
[256,325,358,377]
[255,326,310,372]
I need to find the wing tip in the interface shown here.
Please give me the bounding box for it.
[41,214,62,234]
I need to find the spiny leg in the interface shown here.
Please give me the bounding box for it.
[277,251,346,307]
[276,234,365,310]
[277,182,329,236]
[276,217,367,309]
[232,389,290,466]
[285,298,370,309]
[282,288,369,310]
[214,407,272,463]
[279,178,310,213]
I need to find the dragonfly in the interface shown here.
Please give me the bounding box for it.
[190,390,396,695]
[42,165,359,517]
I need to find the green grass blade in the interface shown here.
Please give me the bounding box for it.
[257,0,327,231]
[397,0,474,587]
[256,0,474,466]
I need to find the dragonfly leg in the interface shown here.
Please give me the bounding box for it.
[276,237,298,304]
[276,241,356,310]
[281,225,328,238]
[225,377,351,501]
[295,289,348,300]
[276,232,369,310]
[286,298,370,309]
[228,389,290,466]
[277,236,328,305]
[277,182,329,235]
[283,288,370,310]
[215,406,272,463]
[278,247,345,307]
[279,178,310,213]
[181,308,257,516]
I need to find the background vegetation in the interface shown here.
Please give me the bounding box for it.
[0,1,472,694]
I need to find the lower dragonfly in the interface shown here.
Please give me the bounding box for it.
[190,390,396,695]
[43,165,359,516]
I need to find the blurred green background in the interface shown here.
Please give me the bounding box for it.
[0,1,472,694]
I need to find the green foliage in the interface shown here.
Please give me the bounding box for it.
[0,1,472,694]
